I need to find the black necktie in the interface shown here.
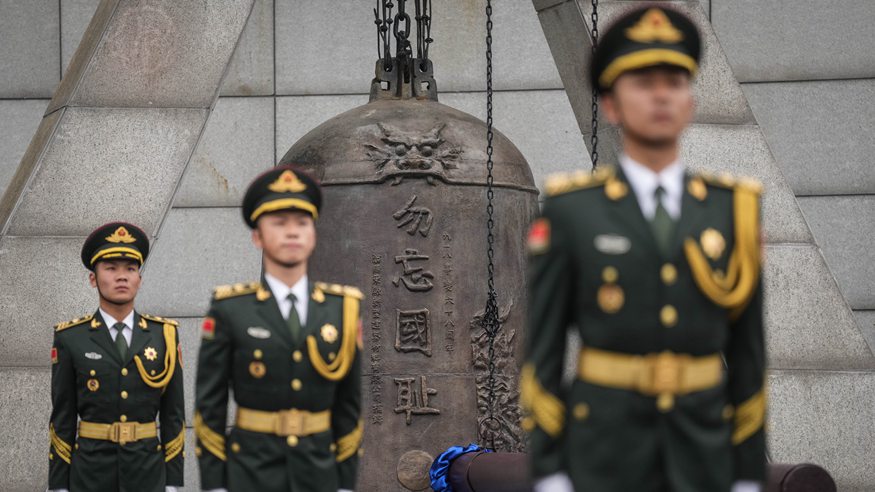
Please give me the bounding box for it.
[286,293,302,342]
[113,322,128,359]
[651,186,676,256]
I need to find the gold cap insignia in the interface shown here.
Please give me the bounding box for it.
[626,8,684,44]
[321,323,339,344]
[700,228,726,260]
[249,361,266,378]
[86,378,100,392]
[106,226,136,244]
[144,347,158,361]
[268,170,307,193]
[597,284,625,313]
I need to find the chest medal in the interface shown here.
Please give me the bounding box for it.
[700,228,726,260]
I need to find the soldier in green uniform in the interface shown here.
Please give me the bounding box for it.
[48,222,185,492]
[521,7,766,492]
[195,165,363,492]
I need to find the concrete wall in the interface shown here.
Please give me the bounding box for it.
[0,0,872,490]
[711,0,875,367]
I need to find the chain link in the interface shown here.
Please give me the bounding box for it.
[480,0,501,452]
[590,0,600,171]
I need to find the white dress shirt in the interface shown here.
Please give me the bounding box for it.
[619,153,684,220]
[49,308,178,492]
[264,273,309,326]
[99,308,134,346]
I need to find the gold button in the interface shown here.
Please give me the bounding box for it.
[293,351,303,362]
[328,352,336,361]
[231,442,241,453]
[287,435,299,447]
[89,369,96,376]
[573,403,590,421]
[182,450,185,458]
[75,443,79,450]
[602,266,619,283]
[49,453,53,460]
[661,264,677,285]
[291,379,302,391]
[330,443,337,453]
[358,448,364,457]
[722,405,735,421]
[254,349,263,360]
[660,305,678,327]
[195,446,203,457]
[121,368,128,376]
[120,415,127,422]
[121,391,128,399]
[157,444,162,451]
[657,393,675,412]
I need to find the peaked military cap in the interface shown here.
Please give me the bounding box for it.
[590,6,701,93]
[242,164,322,228]
[81,222,149,270]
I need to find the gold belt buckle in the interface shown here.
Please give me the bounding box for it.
[651,352,682,412]
[276,409,303,436]
[111,422,137,445]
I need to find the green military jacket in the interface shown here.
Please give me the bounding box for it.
[49,310,185,491]
[522,165,766,491]
[195,279,363,492]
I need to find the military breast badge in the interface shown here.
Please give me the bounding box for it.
[249,361,266,378]
[700,228,726,260]
[86,378,100,392]
[144,347,158,361]
[321,323,339,344]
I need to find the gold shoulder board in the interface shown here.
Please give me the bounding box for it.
[544,167,613,197]
[213,281,260,301]
[698,172,763,195]
[140,313,179,326]
[314,282,364,300]
[55,313,94,332]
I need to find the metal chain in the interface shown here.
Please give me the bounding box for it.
[590,0,600,171]
[480,0,500,452]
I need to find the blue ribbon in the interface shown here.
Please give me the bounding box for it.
[429,443,492,492]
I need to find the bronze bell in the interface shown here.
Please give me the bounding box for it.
[279,12,537,490]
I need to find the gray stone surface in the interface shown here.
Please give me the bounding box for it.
[768,370,875,491]
[61,0,100,73]
[681,124,813,244]
[856,311,875,359]
[274,94,368,161]
[221,0,274,96]
[50,0,253,110]
[763,244,874,371]
[743,79,875,196]
[137,208,261,317]
[0,0,59,98]
[0,368,50,491]
[0,100,50,198]
[798,196,875,310]
[6,107,207,237]
[440,90,590,188]
[176,97,274,207]
[712,0,875,83]
[276,0,561,96]
[0,237,94,367]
